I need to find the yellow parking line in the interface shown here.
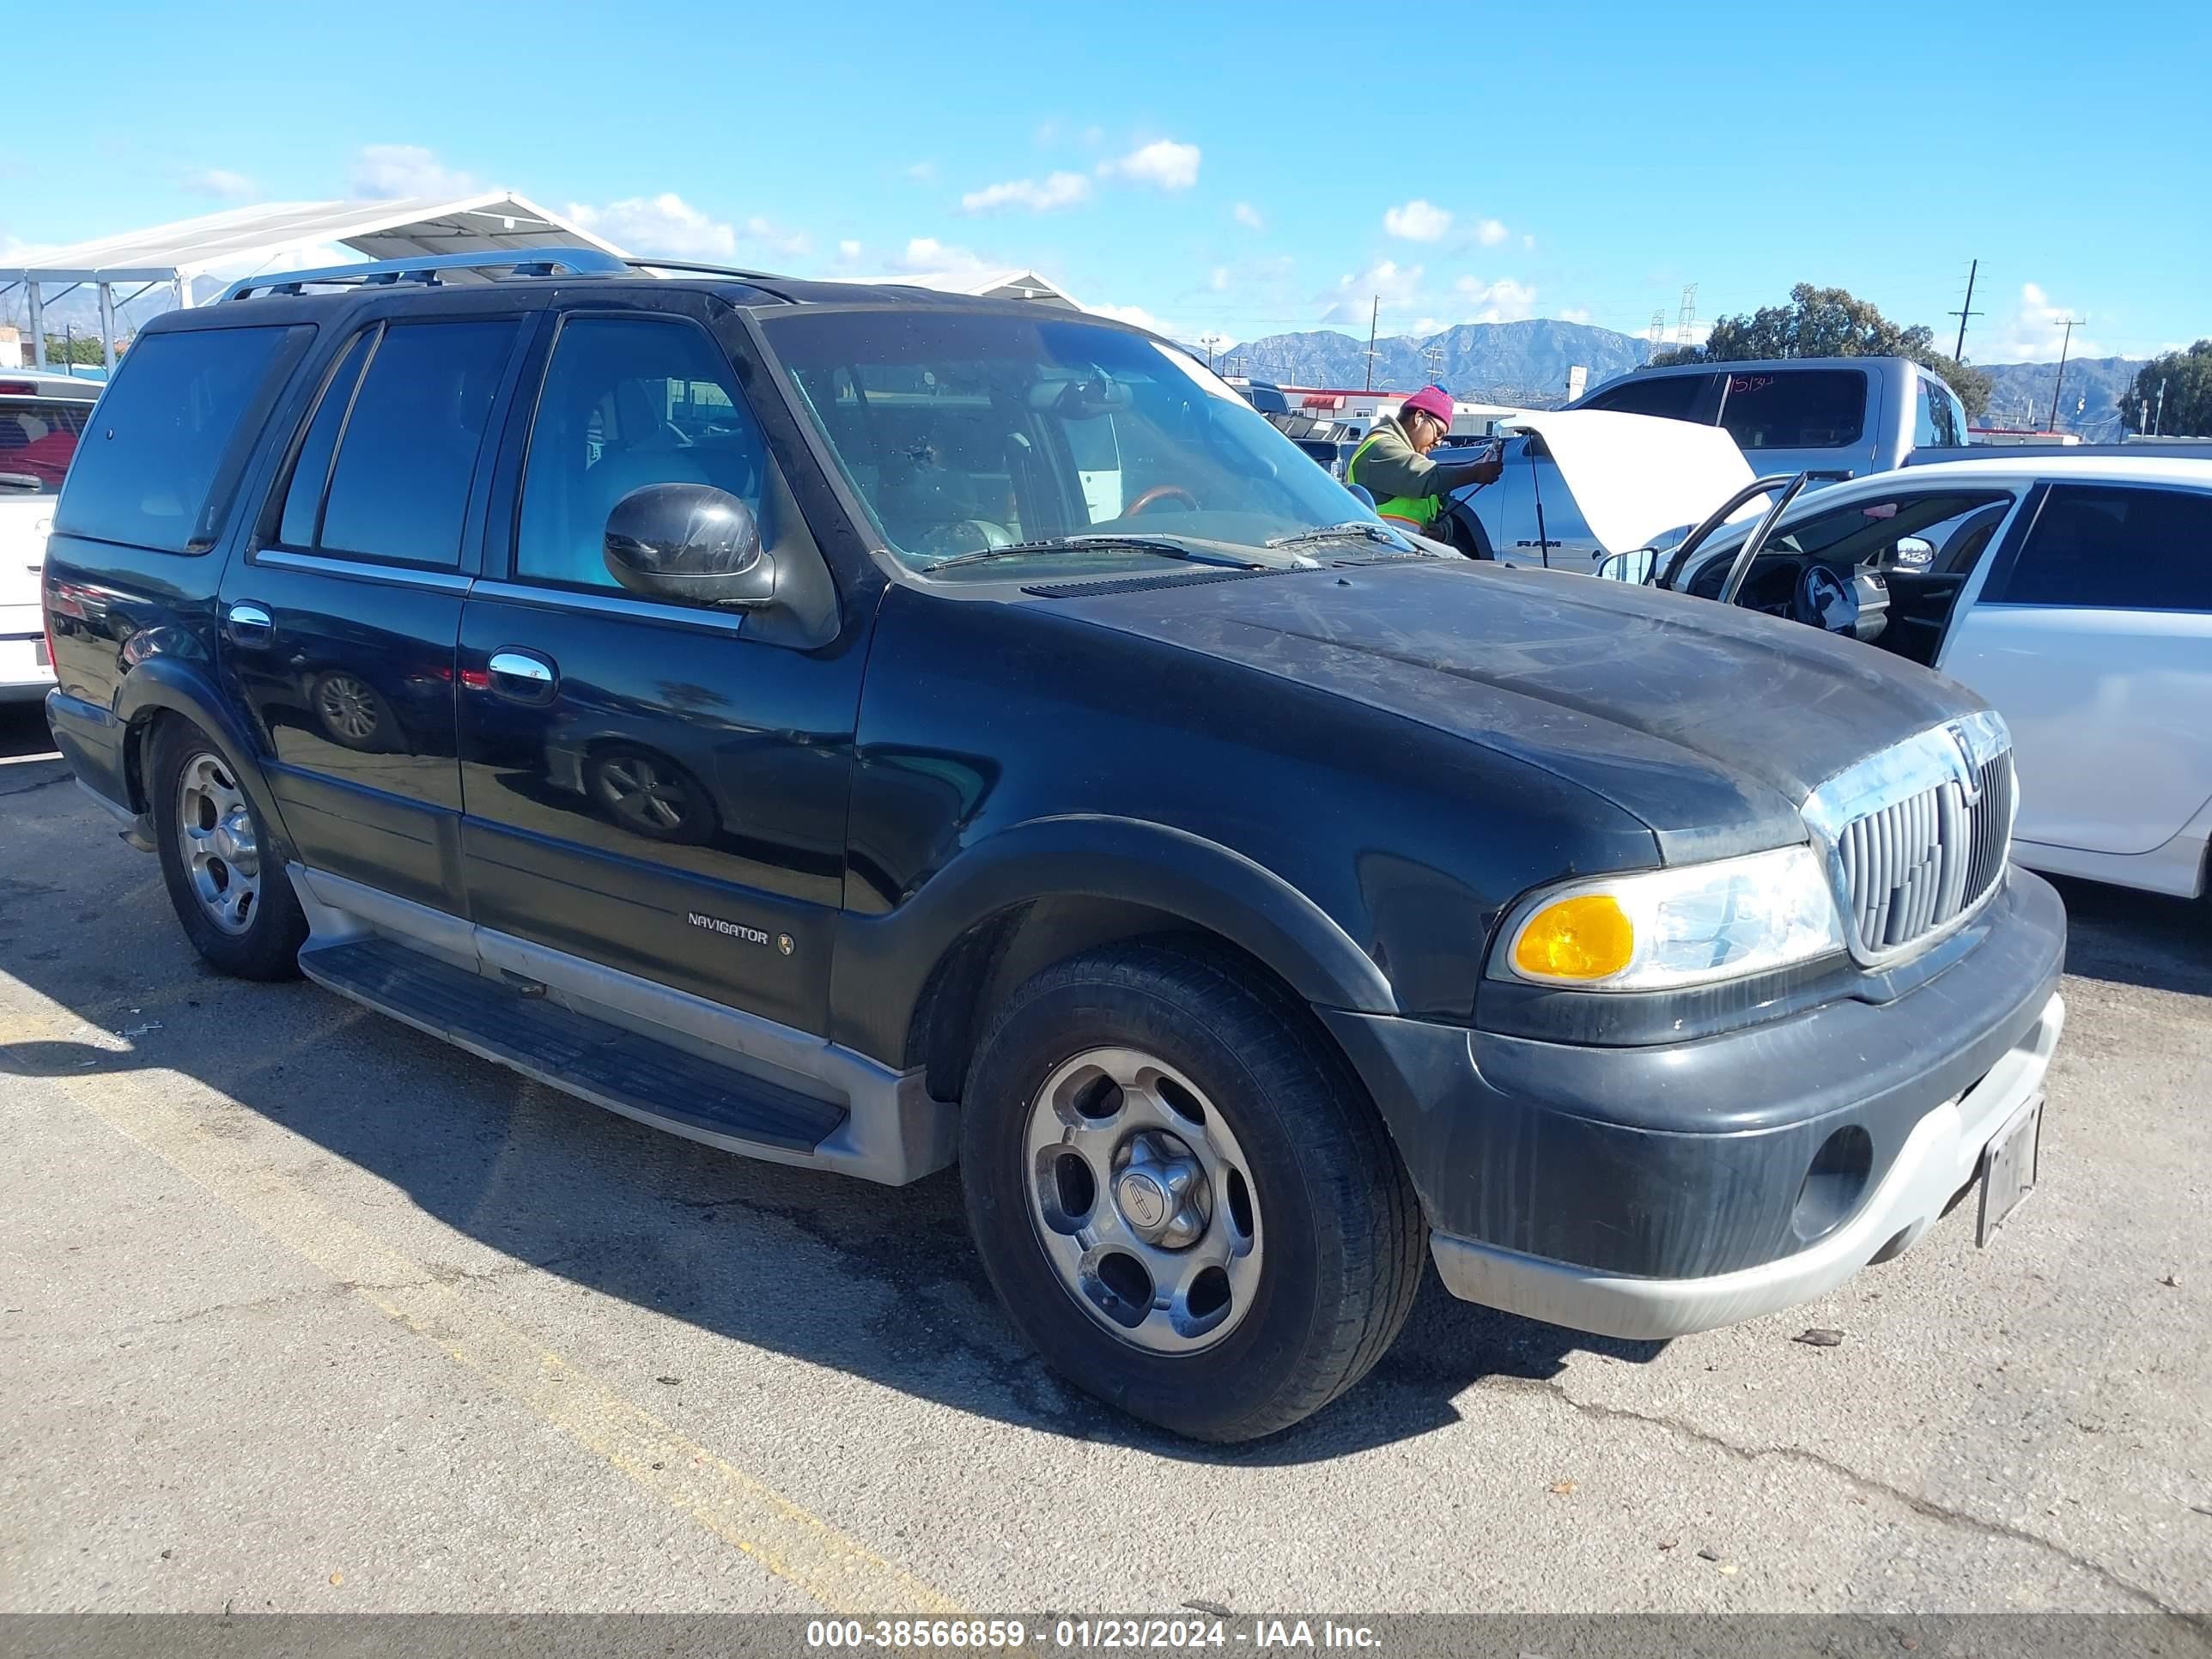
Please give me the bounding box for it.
[13,1006,963,1616]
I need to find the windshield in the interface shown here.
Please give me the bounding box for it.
[762,309,1404,574]
[0,397,92,497]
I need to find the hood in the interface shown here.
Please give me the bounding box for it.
[1036,557,1984,862]
[1491,409,1765,554]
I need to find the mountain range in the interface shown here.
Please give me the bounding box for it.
[1223,320,2145,437]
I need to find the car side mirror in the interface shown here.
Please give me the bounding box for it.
[604,483,778,607]
[1346,483,1377,511]
[1595,548,1657,584]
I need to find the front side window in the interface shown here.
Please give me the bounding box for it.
[53,325,301,553]
[516,314,817,597]
[1583,373,1712,423]
[1686,489,2014,595]
[1990,485,2211,611]
[1717,369,1866,451]
[0,396,94,497]
[763,309,1383,574]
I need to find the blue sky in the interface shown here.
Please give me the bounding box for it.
[8,0,2207,362]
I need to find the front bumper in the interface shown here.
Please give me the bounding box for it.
[1429,991,2060,1338]
[1323,867,2068,1340]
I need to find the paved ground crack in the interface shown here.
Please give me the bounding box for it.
[1528,1378,2198,1620]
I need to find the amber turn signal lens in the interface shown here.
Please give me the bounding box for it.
[1510,893,1636,981]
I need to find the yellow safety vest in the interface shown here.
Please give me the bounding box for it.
[1345,429,1441,528]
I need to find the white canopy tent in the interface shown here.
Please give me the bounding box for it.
[0,191,623,371]
[845,268,1084,309]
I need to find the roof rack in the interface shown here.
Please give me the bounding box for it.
[216,246,630,303]
[624,257,786,283]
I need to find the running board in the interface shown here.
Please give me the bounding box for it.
[300,935,848,1160]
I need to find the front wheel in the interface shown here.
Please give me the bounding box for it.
[960,941,1424,1442]
[149,716,307,980]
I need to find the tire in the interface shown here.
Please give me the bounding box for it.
[960,939,1425,1442]
[149,716,307,981]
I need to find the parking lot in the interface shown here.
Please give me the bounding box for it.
[1,697,2207,1618]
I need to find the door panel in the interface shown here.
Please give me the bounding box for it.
[456,304,864,1036]
[1942,482,2212,857]
[1942,605,2212,856]
[220,307,531,911]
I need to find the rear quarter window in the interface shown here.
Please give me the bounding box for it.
[53,325,306,554]
[1583,373,1712,422]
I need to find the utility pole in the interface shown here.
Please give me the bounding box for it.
[2154,378,2167,436]
[1949,258,1982,362]
[2047,318,2081,433]
[1364,295,1379,392]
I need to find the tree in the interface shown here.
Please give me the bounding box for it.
[40,332,112,368]
[2121,341,2212,436]
[1650,283,1991,417]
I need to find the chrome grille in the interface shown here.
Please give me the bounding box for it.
[1804,714,2014,965]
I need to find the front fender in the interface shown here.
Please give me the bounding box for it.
[828,813,1399,1066]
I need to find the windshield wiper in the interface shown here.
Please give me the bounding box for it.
[927,534,1266,573]
[1266,520,1420,553]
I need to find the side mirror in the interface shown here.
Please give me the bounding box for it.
[1346,483,1377,511]
[1595,548,1657,584]
[604,484,777,607]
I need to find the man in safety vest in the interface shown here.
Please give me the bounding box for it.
[1344,385,1503,536]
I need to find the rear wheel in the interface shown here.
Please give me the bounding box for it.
[149,717,307,980]
[960,941,1424,1442]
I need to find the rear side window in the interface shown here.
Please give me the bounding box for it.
[1917,372,1963,448]
[53,325,302,553]
[1718,369,1865,451]
[1989,485,2211,611]
[313,320,519,567]
[0,397,94,497]
[276,331,374,549]
[1583,373,1711,422]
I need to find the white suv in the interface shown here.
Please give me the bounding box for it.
[1657,455,2212,900]
[1,370,100,700]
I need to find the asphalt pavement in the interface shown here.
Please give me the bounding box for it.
[3,701,2208,1618]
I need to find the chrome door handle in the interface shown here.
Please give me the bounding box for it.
[225,601,274,648]
[486,647,558,704]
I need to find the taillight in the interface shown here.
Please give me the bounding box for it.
[40,562,59,679]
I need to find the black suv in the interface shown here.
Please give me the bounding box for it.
[44,249,2065,1442]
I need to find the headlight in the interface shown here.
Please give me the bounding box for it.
[1494,845,1845,991]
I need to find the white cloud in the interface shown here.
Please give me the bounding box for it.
[1100,139,1201,191]
[183,167,257,201]
[1452,275,1540,324]
[348,144,475,199]
[1522,233,1537,251]
[1088,302,1161,332]
[1473,217,1510,248]
[1232,201,1264,230]
[836,239,863,264]
[895,236,996,278]
[1556,306,1592,325]
[959,171,1093,214]
[1320,258,1425,325]
[1209,265,1231,293]
[905,161,939,182]
[744,215,811,258]
[1383,199,1452,242]
[567,194,735,259]
[1978,283,2102,363]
